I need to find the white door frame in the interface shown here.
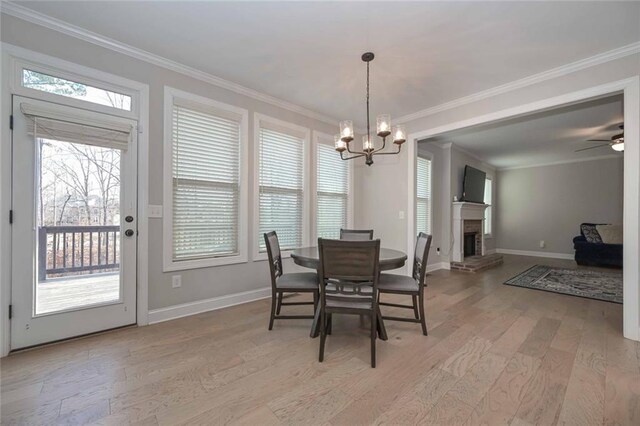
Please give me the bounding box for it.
[1,44,150,356]
[406,77,640,341]
[10,96,138,349]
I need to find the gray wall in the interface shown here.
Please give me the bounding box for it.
[497,157,624,254]
[0,14,337,311]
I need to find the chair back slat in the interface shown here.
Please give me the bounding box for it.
[339,228,374,241]
[318,238,380,309]
[412,233,433,286]
[264,232,283,287]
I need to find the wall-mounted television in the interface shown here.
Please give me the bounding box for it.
[461,165,486,203]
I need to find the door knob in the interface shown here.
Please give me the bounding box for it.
[125,229,134,237]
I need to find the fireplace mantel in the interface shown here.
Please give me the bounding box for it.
[452,202,488,262]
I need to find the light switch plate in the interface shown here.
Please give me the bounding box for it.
[148,204,163,218]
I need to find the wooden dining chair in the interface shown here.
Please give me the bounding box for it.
[318,238,381,367]
[339,228,374,241]
[378,233,432,335]
[264,231,319,330]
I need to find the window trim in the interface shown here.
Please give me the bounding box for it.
[162,86,249,271]
[11,58,139,119]
[312,131,354,240]
[253,113,311,261]
[484,176,493,238]
[416,153,433,236]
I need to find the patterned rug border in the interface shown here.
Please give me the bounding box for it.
[504,265,623,304]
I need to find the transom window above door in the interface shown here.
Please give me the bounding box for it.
[22,69,132,111]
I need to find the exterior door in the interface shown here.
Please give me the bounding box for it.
[10,96,137,349]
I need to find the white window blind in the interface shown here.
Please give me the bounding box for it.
[259,127,304,251]
[416,156,432,235]
[317,143,349,239]
[171,103,241,261]
[484,178,492,235]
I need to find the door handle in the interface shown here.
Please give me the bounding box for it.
[125,216,134,223]
[125,229,135,237]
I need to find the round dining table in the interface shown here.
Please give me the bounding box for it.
[290,246,408,340]
[291,246,408,271]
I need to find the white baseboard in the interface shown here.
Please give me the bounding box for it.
[426,262,450,272]
[148,287,271,324]
[496,248,574,260]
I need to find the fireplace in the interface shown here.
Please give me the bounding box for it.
[464,233,477,257]
[451,201,503,271]
[451,202,488,262]
[463,220,482,258]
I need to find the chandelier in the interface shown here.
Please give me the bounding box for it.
[335,52,407,166]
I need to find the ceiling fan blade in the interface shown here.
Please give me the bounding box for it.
[586,139,611,142]
[575,144,609,152]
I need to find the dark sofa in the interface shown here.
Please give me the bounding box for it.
[573,223,622,268]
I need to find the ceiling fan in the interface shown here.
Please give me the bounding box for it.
[575,124,624,152]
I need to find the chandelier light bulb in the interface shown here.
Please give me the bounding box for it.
[377,114,391,137]
[339,120,354,142]
[363,135,374,152]
[393,125,407,144]
[334,134,347,152]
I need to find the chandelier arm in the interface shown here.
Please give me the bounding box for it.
[345,143,364,155]
[340,151,366,161]
[373,144,402,155]
[371,136,387,154]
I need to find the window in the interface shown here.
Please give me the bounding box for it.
[257,117,308,253]
[416,156,432,235]
[22,69,132,111]
[316,140,350,239]
[163,88,248,270]
[484,177,492,235]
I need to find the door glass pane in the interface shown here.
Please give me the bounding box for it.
[36,137,122,315]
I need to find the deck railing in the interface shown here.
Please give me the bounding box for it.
[38,225,120,281]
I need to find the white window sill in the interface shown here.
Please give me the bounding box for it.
[163,253,248,272]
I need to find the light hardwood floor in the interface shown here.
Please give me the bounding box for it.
[2,255,639,425]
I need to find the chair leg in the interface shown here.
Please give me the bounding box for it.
[313,291,318,311]
[327,314,332,335]
[276,292,283,315]
[319,309,327,362]
[418,293,428,336]
[370,311,377,368]
[268,293,277,330]
[412,294,420,319]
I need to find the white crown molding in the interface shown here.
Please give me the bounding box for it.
[449,143,496,171]
[498,153,622,171]
[0,2,339,127]
[396,41,640,124]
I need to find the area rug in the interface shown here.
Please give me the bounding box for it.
[504,265,622,304]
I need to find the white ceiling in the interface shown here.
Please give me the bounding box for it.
[420,95,624,169]
[10,1,640,127]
